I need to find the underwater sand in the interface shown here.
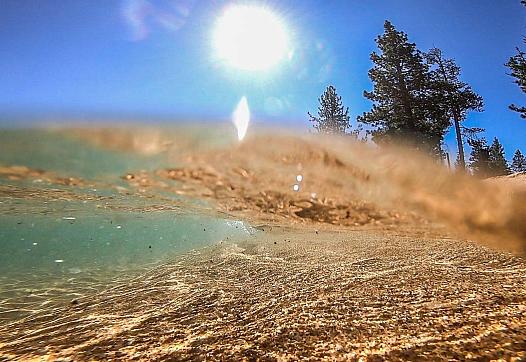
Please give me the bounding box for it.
[0,126,525,360]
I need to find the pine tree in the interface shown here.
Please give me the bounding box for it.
[506,1,526,118]
[454,152,463,171]
[426,48,484,170]
[358,21,450,157]
[511,149,526,172]
[468,138,491,178]
[506,49,526,118]
[488,137,511,176]
[308,85,350,135]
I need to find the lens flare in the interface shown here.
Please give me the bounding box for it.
[233,96,250,141]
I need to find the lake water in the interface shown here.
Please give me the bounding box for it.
[0,127,254,321]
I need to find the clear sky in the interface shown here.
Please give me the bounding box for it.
[1,0,525,157]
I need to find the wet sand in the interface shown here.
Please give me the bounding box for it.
[1,225,525,361]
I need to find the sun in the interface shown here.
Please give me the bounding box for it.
[213,5,289,71]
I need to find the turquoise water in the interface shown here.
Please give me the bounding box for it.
[0,204,252,276]
[0,128,253,320]
[0,129,162,178]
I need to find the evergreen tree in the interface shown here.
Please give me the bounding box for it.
[426,48,484,170]
[488,137,511,176]
[358,21,449,157]
[454,152,463,171]
[506,1,526,118]
[506,49,526,118]
[308,85,350,135]
[468,138,491,178]
[511,149,526,172]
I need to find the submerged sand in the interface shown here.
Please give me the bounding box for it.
[1,127,525,360]
[1,225,525,361]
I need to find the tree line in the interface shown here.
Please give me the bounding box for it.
[309,13,526,178]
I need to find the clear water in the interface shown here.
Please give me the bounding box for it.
[0,128,253,321]
[0,129,163,178]
[0,204,252,276]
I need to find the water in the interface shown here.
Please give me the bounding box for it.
[0,127,254,321]
[0,206,252,276]
[0,129,161,179]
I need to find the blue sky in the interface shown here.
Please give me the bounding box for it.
[1,0,525,157]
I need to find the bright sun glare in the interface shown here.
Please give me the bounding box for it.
[213,5,289,71]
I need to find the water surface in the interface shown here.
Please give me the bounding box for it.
[0,128,253,321]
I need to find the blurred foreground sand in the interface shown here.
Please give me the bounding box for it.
[90,125,526,254]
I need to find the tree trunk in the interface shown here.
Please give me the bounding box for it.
[395,62,417,146]
[453,111,465,170]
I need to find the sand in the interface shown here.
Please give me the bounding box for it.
[1,225,525,361]
[1,127,525,361]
